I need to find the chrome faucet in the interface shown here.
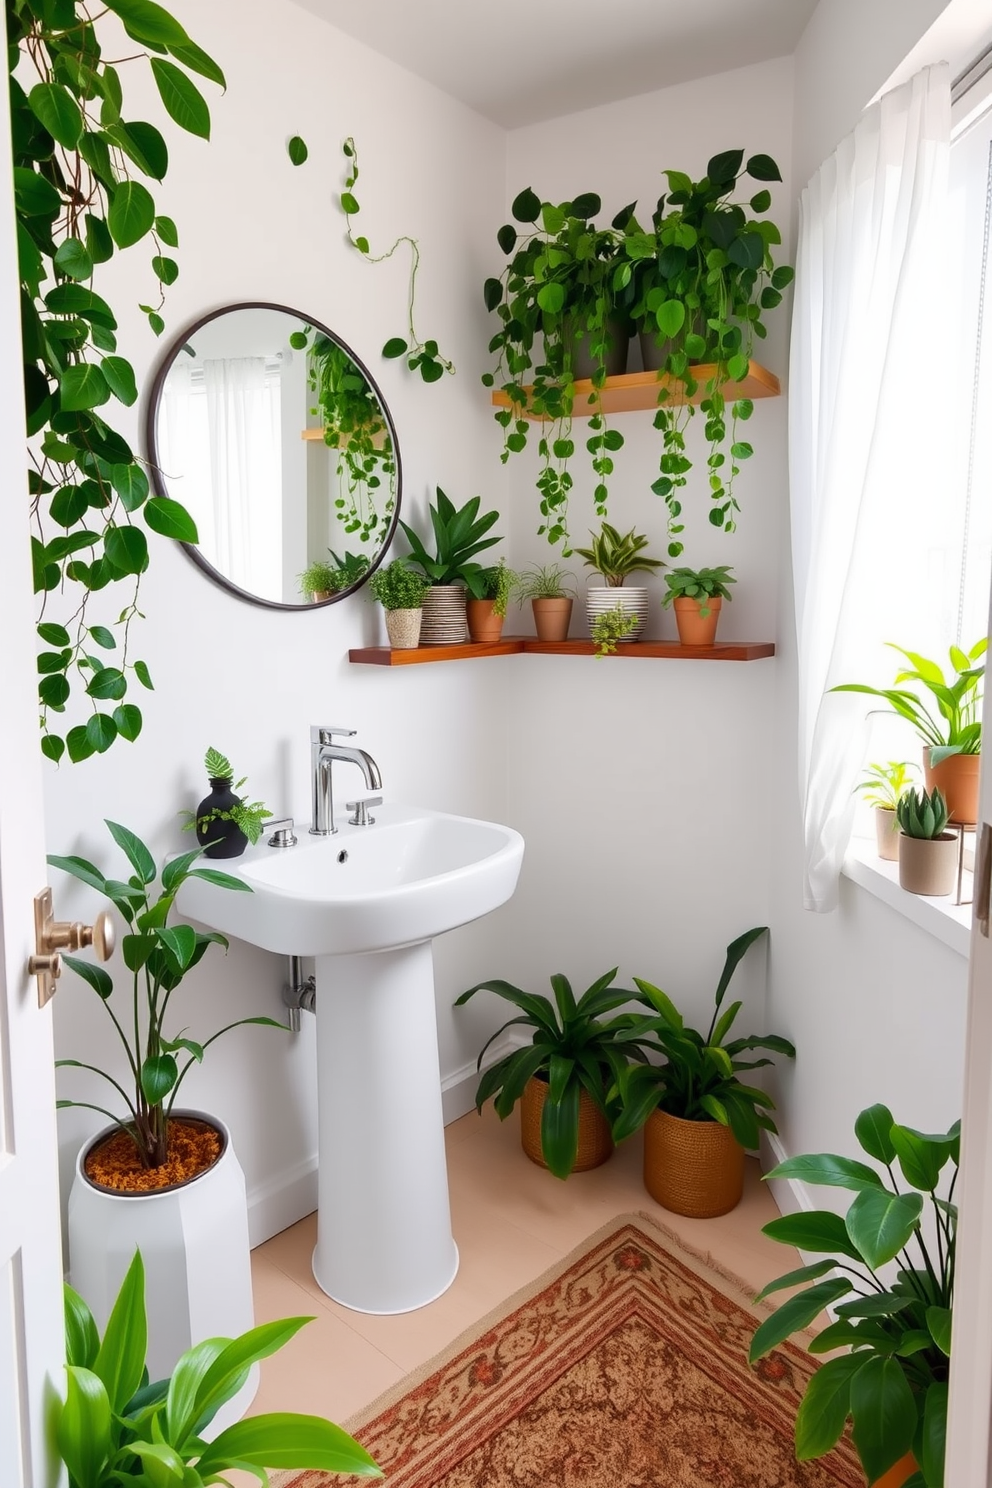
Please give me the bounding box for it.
[310,726,382,836]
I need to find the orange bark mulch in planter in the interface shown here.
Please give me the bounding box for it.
[84,1117,222,1193]
[274,1213,863,1488]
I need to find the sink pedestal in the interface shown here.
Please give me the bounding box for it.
[312,943,459,1313]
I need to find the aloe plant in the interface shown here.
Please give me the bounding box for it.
[896,787,950,840]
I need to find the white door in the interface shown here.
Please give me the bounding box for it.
[0,46,67,1488]
[945,599,992,1483]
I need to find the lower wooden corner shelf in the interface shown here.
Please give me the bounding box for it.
[348,638,775,666]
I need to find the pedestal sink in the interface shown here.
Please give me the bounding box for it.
[177,804,524,1313]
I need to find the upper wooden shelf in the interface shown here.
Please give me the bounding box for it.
[490,362,780,420]
[349,637,775,666]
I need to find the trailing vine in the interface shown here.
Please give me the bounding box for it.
[11,0,224,763]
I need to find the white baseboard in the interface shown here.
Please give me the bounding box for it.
[247,1034,524,1249]
[760,1130,813,1219]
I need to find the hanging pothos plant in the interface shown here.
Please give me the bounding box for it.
[12,0,225,763]
[289,327,396,546]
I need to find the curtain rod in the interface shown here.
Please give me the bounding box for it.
[953,39,992,103]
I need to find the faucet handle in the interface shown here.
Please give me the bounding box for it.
[310,725,356,745]
[346,796,382,827]
[266,817,298,847]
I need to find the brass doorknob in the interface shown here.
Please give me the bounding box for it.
[29,888,115,1007]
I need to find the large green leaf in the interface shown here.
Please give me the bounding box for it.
[151,58,210,139]
[56,1366,112,1488]
[106,819,156,883]
[108,181,156,248]
[157,924,197,971]
[761,1210,864,1262]
[889,1125,953,1193]
[170,1318,311,1442]
[92,1251,146,1413]
[926,1305,952,1357]
[104,0,191,46]
[753,1259,838,1302]
[140,1053,178,1104]
[61,364,110,412]
[849,1356,918,1483]
[196,1412,382,1477]
[855,1104,897,1164]
[749,1277,851,1363]
[794,1352,867,1460]
[48,853,107,893]
[768,1153,884,1193]
[28,81,83,148]
[143,495,199,541]
[845,1188,924,1269]
[168,39,227,88]
[540,1076,580,1179]
[64,1284,100,1370]
[62,954,113,1000]
[921,1381,948,1487]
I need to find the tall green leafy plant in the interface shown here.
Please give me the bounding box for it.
[12,0,226,763]
[832,640,986,762]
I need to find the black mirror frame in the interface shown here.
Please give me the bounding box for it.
[144,301,402,610]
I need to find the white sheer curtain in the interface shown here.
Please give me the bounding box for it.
[202,357,282,597]
[791,65,951,912]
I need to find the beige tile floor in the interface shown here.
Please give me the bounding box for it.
[245,1103,792,1430]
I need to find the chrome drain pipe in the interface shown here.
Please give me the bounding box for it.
[283,954,316,1032]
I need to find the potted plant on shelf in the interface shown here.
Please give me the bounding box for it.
[50,820,286,1394]
[661,564,736,647]
[454,969,653,1179]
[58,1251,382,1483]
[611,927,795,1217]
[855,760,918,862]
[514,562,577,642]
[399,486,501,644]
[896,786,957,897]
[573,521,664,640]
[832,640,986,824]
[750,1103,956,1488]
[466,558,517,644]
[298,549,370,602]
[592,603,639,657]
[368,559,431,648]
[183,746,272,859]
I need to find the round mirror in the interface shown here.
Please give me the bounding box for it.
[145,303,401,608]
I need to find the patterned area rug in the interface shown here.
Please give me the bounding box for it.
[276,1213,863,1488]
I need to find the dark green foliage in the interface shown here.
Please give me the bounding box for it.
[185,746,272,845]
[752,1106,957,1487]
[368,559,431,611]
[12,0,224,760]
[399,486,501,588]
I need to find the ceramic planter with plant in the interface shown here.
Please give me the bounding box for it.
[833,640,985,824]
[183,746,272,859]
[58,1251,381,1483]
[298,549,371,602]
[611,927,795,1217]
[50,821,286,1389]
[483,188,628,545]
[455,969,655,1179]
[465,558,516,644]
[514,562,577,641]
[662,564,736,646]
[368,559,431,648]
[751,1104,957,1488]
[400,487,501,644]
[855,760,918,862]
[573,522,664,640]
[896,787,956,897]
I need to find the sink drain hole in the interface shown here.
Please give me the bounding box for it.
[337,849,348,864]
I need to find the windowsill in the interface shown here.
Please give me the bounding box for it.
[842,835,973,958]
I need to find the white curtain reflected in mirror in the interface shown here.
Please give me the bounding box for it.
[146,304,401,609]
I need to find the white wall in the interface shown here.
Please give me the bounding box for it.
[46,0,515,1244]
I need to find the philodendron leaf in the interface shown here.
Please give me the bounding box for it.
[926,1305,952,1356]
[748,1277,850,1363]
[794,1352,866,1460]
[287,135,308,165]
[849,1356,917,1483]
[767,1153,884,1193]
[845,1187,924,1270]
[855,1103,896,1164]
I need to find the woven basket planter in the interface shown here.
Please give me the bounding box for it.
[520,1076,613,1173]
[643,1108,744,1217]
[421,583,468,645]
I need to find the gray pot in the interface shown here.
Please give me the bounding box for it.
[420,584,467,645]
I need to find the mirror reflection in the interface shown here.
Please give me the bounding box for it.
[147,304,400,608]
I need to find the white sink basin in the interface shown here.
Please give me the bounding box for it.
[177,803,524,956]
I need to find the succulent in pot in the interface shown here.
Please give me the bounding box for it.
[574,521,663,641]
[751,1104,957,1488]
[514,562,577,642]
[832,640,985,823]
[455,969,656,1179]
[855,759,918,862]
[662,564,735,646]
[399,486,501,644]
[368,559,431,648]
[611,927,795,1217]
[895,786,956,897]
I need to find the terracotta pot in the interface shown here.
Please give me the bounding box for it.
[898,831,957,896]
[923,747,980,825]
[420,583,467,645]
[643,1108,744,1217]
[466,598,505,644]
[875,1452,918,1488]
[875,806,900,861]
[673,595,722,647]
[531,596,573,642]
[519,1076,613,1173]
[384,607,422,649]
[586,586,649,641]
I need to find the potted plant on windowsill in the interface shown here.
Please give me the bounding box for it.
[454,969,653,1179]
[832,640,986,824]
[855,760,918,862]
[896,786,957,897]
[514,562,577,641]
[183,746,272,859]
[573,522,664,640]
[368,559,431,648]
[611,927,795,1217]
[466,558,516,644]
[399,486,501,644]
[750,1104,956,1488]
[50,820,286,1397]
[662,564,736,646]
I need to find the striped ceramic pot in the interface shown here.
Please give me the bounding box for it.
[420,583,468,645]
[585,586,649,641]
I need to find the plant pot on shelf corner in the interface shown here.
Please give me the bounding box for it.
[923,746,980,825]
[532,596,573,641]
[421,582,468,644]
[465,560,514,644]
[466,598,505,645]
[521,1075,613,1172]
[385,607,423,648]
[586,585,648,641]
[513,563,577,642]
[575,524,662,643]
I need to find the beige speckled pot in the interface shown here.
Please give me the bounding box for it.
[385,608,422,649]
[875,807,900,861]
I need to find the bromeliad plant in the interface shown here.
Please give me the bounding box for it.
[750,1106,957,1487]
[897,786,950,841]
[50,819,284,1170]
[455,969,654,1179]
[573,522,665,587]
[13,0,226,764]
[57,1250,381,1487]
[399,486,501,589]
[611,927,795,1150]
[832,641,987,764]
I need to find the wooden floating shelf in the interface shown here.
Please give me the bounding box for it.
[491,362,780,420]
[349,637,775,666]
